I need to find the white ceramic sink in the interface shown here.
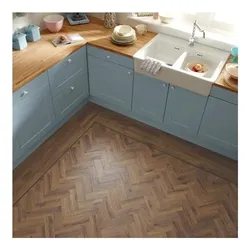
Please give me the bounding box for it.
[133,34,230,96]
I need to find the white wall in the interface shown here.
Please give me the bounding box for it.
[12,13,57,32]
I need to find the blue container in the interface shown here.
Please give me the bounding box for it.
[24,24,41,42]
[13,31,27,50]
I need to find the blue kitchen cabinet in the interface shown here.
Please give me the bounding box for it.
[198,96,238,159]
[132,73,169,123]
[88,55,134,111]
[13,73,55,163]
[163,85,208,137]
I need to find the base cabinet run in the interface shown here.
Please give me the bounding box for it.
[13,45,238,169]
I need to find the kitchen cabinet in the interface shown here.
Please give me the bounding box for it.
[88,55,134,111]
[13,75,55,161]
[163,84,207,136]
[53,69,89,121]
[132,73,169,123]
[198,96,238,159]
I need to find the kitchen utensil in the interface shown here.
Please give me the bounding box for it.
[66,13,89,25]
[43,14,64,33]
[135,24,147,35]
[104,13,116,29]
[13,31,27,50]
[225,63,238,79]
[24,24,41,42]
[224,71,238,90]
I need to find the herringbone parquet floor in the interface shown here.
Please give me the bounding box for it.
[13,121,237,238]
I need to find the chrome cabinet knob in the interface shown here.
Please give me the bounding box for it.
[106,55,110,59]
[171,86,175,90]
[20,91,28,97]
[162,84,166,87]
[70,86,74,91]
[128,71,132,75]
[68,59,72,63]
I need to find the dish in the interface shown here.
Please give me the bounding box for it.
[225,63,238,79]
[43,14,64,33]
[114,25,134,37]
[110,37,136,46]
[185,62,208,77]
[159,16,173,24]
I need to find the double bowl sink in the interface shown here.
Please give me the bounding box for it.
[133,33,230,96]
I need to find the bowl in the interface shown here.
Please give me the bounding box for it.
[185,62,208,77]
[114,25,134,37]
[225,63,238,79]
[43,14,64,33]
[159,15,174,24]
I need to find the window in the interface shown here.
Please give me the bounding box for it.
[176,12,235,33]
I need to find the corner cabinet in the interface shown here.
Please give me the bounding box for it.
[13,72,55,166]
[198,96,238,160]
[163,85,207,136]
[88,55,133,111]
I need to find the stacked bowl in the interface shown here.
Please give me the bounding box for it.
[111,25,136,45]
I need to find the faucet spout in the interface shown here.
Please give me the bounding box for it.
[189,20,206,46]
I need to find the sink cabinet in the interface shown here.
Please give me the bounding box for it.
[198,96,238,159]
[163,85,208,136]
[132,73,169,123]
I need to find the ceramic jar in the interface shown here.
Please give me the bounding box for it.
[104,13,116,29]
[13,31,27,50]
[24,24,41,42]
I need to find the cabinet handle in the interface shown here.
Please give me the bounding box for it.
[128,72,132,75]
[70,86,75,91]
[162,84,166,87]
[68,59,72,63]
[171,86,175,90]
[20,91,28,97]
[106,55,110,59]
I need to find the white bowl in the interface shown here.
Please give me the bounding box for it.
[185,62,208,77]
[159,16,173,24]
[114,25,134,37]
[225,63,238,79]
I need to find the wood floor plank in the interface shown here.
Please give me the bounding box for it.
[13,123,237,238]
[95,106,237,184]
[13,103,103,204]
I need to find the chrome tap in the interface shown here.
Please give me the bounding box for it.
[189,20,206,46]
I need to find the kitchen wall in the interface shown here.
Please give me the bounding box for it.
[12,13,57,32]
[12,13,131,33]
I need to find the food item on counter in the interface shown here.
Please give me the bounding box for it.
[192,63,204,72]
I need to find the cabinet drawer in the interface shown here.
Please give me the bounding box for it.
[13,72,49,106]
[48,46,87,97]
[210,85,237,105]
[132,73,169,123]
[53,70,89,121]
[87,45,133,69]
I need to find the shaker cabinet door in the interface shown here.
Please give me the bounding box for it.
[13,83,55,152]
[132,73,169,123]
[163,85,207,136]
[88,55,133,111]
[198,96,238,159]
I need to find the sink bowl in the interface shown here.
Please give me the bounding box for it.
[133,34,230,96]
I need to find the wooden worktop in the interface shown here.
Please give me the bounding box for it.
[13,16,237,93]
